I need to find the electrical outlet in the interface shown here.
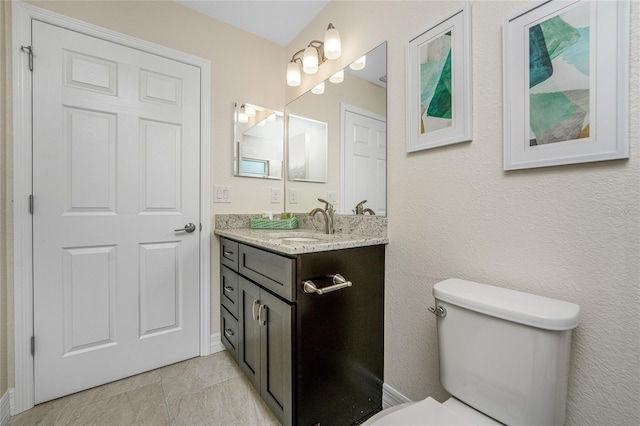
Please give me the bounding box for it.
[289,189,298,204]
[271,188,281,204]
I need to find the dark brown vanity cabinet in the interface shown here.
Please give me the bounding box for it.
[219,237,384,426]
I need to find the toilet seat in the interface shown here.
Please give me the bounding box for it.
[364,397,502,425]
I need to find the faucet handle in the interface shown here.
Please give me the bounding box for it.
[355,200,367,209]
[317,198,331,210]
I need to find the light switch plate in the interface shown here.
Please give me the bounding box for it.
[213,186,231,203]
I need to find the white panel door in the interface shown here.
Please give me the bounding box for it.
[32,20,201,403]
[342,109,387,215]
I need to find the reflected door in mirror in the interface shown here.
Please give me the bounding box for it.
[341,107,386,216]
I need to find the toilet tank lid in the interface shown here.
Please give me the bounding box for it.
[433,279,580,330]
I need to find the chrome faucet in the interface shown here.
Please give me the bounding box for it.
[309,198,334,234]
[355,200,376,215]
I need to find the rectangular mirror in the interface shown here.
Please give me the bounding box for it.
[233,102,283,179]
[288,114,328,182]
[284,42,387,215]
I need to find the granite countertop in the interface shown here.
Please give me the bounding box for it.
[214,228,389,255]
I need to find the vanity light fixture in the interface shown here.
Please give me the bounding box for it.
[302,45,319,74]
[350,54,367,71]
[323,23,341,60]
[287,23,341,87]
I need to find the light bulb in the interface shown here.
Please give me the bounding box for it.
[350,55,367,71]
[287,61,301,86]
[329,69,344,84]
[324,24,341,60]
[311,81,325,95]
[237,107,248,123]
[302,46,319,74]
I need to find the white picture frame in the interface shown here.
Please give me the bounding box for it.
[406,4,472,153]
[503,0,630,170]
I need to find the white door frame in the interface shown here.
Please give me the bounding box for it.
[339,103,386,214]
[11,2,211,413]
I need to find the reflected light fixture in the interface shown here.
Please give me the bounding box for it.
[244,104,256,118]
[350,55,367,71]
[237,104,248,123]
[287,23,341,87]
[311,81,325,95]
[329,69,344,84]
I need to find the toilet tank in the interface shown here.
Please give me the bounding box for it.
[434,279,580,426]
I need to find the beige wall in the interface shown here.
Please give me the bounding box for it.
[288,1,639,424]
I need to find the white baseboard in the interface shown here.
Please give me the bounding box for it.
[210,332,225,354]
[382,383,411,409]
[0,388,12,426]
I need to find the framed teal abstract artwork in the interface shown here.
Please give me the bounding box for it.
[406,4,471,152]
[503,0,629,170]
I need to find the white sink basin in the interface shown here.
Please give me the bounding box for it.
[269,232,333,242]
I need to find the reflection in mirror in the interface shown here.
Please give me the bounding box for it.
[288,115,328,182]
[284,42,387,215]
[233,102,283,179]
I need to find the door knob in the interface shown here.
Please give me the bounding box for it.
[174,223,196,233]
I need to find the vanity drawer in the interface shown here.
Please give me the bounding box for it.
[221,238,239,271]
[221,306,239,361]
[238,244,296,302]
[221,265,239,319]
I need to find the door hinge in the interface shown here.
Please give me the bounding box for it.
[29,194,34,215]
[20,45,33,72]
[31,336,35,356]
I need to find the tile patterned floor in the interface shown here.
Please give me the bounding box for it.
[8,351,280,426]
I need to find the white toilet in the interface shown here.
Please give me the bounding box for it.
[365,278,580,426]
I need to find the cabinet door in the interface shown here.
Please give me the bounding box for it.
[238,276,261,391]
[260,290,294,426]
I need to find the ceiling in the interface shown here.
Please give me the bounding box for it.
[175,0,329,46]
